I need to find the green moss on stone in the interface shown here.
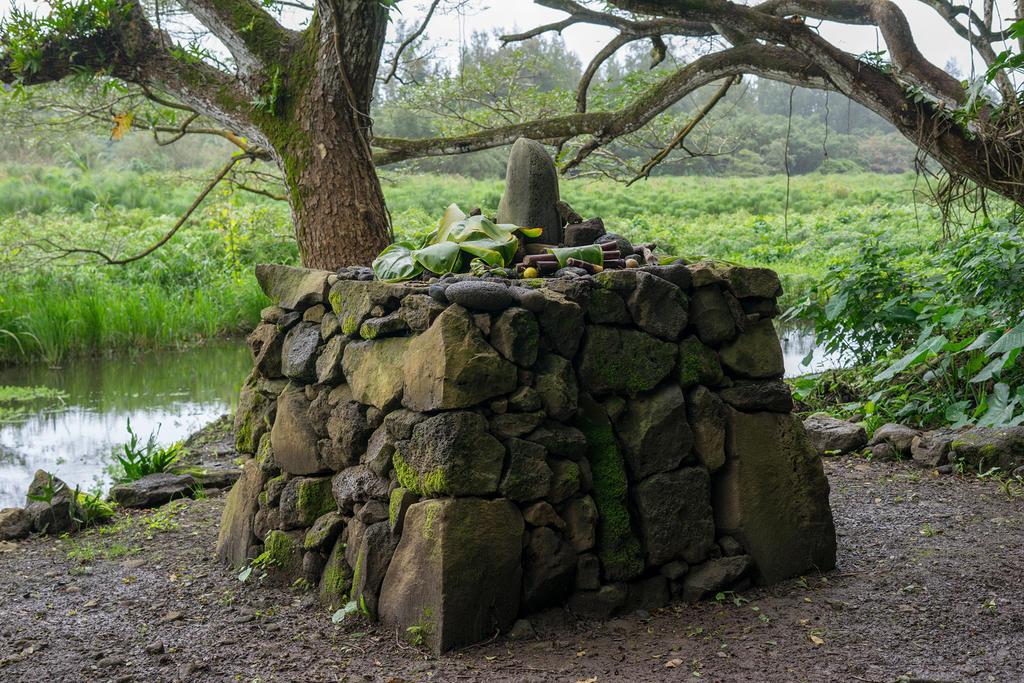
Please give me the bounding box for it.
[264,529,297,569]
[256,433,274,469]
[297,478,336,521]
[389,489,401,527]
[391,449,448,497]
[574,398,643,582]
[393,450,419,492]
[320,541,353,610]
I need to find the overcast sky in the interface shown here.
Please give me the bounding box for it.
[391,0,1020,79]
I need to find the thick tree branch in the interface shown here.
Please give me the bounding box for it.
[576,33,637,113]
[176,0,294,75]
[372,44,828,165]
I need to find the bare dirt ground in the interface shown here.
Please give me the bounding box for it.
[1,421,1022,683]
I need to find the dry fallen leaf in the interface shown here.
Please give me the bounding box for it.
[809,635,825,645]
[665,658,683,668]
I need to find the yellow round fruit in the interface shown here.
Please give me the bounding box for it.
[625,257,640,268]
[523,266,539,278]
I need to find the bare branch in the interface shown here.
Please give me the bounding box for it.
[382,0,441,84]
[627,75,740,185]
[576,33,638,113]
[34,154,250,266]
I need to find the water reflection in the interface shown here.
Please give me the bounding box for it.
[0,342,250,508]
[778,322,849,378]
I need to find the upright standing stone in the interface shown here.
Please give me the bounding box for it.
[496,138,561,244]
[714,409,836,584]
[378,498,524,653]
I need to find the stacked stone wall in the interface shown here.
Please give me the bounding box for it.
[219,262,836,652]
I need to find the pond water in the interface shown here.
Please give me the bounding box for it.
[778,323,849,378]
[0,342,250,509]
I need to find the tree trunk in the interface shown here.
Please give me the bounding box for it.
[276,102,392,270]
[268,6,391,271]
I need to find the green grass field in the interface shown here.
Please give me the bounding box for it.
[0,166,947,366]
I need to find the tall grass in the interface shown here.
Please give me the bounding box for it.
[0,195,295,366]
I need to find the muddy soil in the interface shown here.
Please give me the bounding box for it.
[1,420,1022,683]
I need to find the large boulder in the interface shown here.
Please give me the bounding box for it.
[216,459,269,567]
[533,351,578,421]
[490,307,540,367]
[536,290,585,358]
[315,335,348,385]
[521,526,577,613]
[325,401,373,470]
[720,266,782,299]
[392,411,505,497]
[255,264,332,310]
[0,507,31,541]
[403,306,516,411]
[677,336,723,388]
[803,413,868,456]
[499,439,553,503]
[496,137,561,244]
[632,467,715,566]
[717,319,784,379]
[688,286,736,346]
[685,386,727,472]
[246,323,284,379]
[378,498,524,652]
[718,379,794,413]
[342,337,410,412]
[714,410,836,584]
[615,383,692,481]
[577,326,676,395]
[681,555,753,603]
[911,428,960,468]
[234,377,275,454]
[949,426,1024,472]
[329,280,400,337]
[331,465,390,512]
[867,423,922,459]
[347,521,399,619]
[279,476,336,529]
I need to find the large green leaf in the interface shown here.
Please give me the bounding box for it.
[435,203,467,243]
[458,237,516,267]
[550,244,604,268]
[414,241,462,274]
[872,334,947,382]
[372,241,423,282]
[986,321,1024,355]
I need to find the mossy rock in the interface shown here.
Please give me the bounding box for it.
[577,326,676,395]
[393,411,505,498]
[574,394,643,582]
[676,336,723,389]
[320,537,354,610]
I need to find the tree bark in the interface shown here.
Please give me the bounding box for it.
[254,4,391,270]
